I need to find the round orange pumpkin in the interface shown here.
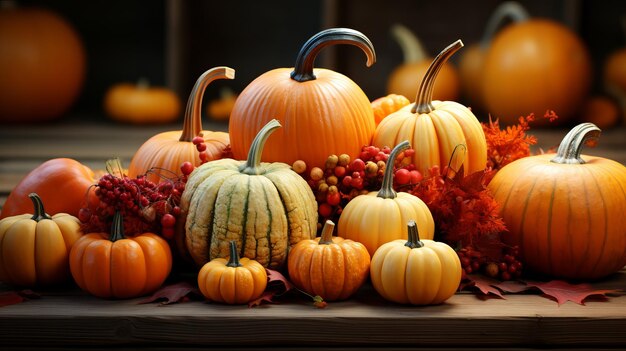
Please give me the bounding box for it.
[288,220,370,301]
[603,43,626,125]
[228,28,376,170]
[488,123,626,280]
[373,40,487,177]
[0,1,86,123]
[69,212,172,299]
[387,24,460,102]
[128,67,232,184]
[458,2,530,112]
[481,18,592,126]
[104,79,181,124]
[1,158,98,219]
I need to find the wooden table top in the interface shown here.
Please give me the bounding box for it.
[0,119,625,350]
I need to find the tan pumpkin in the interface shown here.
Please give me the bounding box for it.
[370,220,462,305]
[488,123,626,280]
[0,193,82,287]
[387,24,460,102]
[288,220,370,301]
[128,67,232,184]
[337,140,434,256]
[373,40,487,177]
[104,78,181,124]
[228,28,376,170]
[179,119,318,269]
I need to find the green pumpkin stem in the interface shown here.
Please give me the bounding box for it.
[551,123,601,165]
[226,241,243,268]
[239,119,282,175]
[480,2,530,48]
[179,66,235,142]
[28,193,52,222]
[377,140,411,199]
[412,40,464,114]
[290,28,376,82]
[318,220,335,245]
[404,220,424,249]
[109,211,126,242]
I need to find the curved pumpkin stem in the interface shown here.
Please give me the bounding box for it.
[239,119,282,175]
[179,66,236,142]
[404,220,424,249]
[109,211,126,242]
[318,220,335,245]
[377,140,410,199]
[551,123,601,165]
[412,40,463,114]
[226,241,243,268]
[480,1,530,48]
[290,28,376,82]
[390,24,427,63]
[28,193,52,222]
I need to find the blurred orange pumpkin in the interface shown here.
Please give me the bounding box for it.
[0,1,86,123]
[387,24,459,102]
[104,79,181,124]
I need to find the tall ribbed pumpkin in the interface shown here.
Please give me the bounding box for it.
[228,28,376,170]
[373,40,487,177]
[179,119,318,269]
[128,67,232,184]
[488,123,626,280]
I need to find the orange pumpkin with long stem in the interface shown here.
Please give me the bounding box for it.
[128,67,233,184]
[373,40,487,177]
[228,28,376,170]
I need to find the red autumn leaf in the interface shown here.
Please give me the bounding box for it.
[138,281,201,305]
[0,290,40,308]
[248,269,294,308]
[461,274,506,298]
[522,280,620,306]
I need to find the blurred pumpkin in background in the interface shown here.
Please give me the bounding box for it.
[387,24,459,102]
[579,95,620,129]
[0,1,86,123]
[603,16,626,126]
[479,2,592,126]
[458,1,530,114]
[104,78,181,124]
[206,87,238,121]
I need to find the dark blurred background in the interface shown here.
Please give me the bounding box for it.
[9,0,626,122]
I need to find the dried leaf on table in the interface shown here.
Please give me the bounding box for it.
[248,269,294,308]
[0,290,40,308]
[522,279,621,306]
[137,281,202,305]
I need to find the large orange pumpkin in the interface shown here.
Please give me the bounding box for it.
[481,16,592,126]
[228,28,376,170]
[128,67,233,184]
[387,24,460,103]
[1,158,97,219]
[0,2,86,122]
[458,2,529,113]
[488,123,626,280]
[373,40,487,177]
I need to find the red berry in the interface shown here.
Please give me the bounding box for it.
[319,203,333,218]
[350,159,366,172]
[161,228,175,240]
[409,170,423,183]
[181,161,194,176]
[326,192,341,206]
[334,166,346,178]
[192,136,204,145]
[342,175,353,187]
[394,168,411,185]
[78,207,92,223]
[161,213,176,228]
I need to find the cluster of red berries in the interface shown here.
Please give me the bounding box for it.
[78,162,195,240]
[457,245,523,281]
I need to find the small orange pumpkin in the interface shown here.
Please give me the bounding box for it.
[69,212,172,299]
[206,87,237,121]
[373,40,487,177]
[197,241,267,305]
[288,220,370,301]
[579,96,620,129]
[371,93,410,126]
[0,193,82,287]
[488,123,626,280]
[128,67,233,184]
[387,24,460,102]
[104,78,181,124]
[229,28,376,170]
